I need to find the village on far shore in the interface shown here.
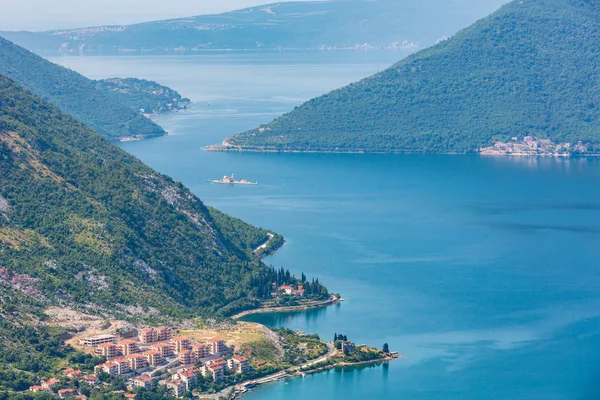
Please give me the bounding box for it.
[480,136,588,156]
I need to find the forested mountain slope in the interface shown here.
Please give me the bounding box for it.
[0,74,280,320]
[225,0,600,154]
[0,37,165,141]
[0,0,507,55]
[94,78,191,115]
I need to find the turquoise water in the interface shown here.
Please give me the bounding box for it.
[52,54,600,399]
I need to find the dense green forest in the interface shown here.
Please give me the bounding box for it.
[94,78,190,115]
[227,0,600,154]
[0,74,295,320]
[0,37,165,141]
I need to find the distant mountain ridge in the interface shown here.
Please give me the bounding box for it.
[0,37,165,141]
[0,0,507,55]
[221,0,600,154]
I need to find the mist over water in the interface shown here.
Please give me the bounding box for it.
[53,53,600,400]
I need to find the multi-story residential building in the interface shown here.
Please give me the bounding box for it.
[95,361,119,376]
[166,378,186,398]
[171,336,191,354]
[151,342,174,358]
[132,375,155,390]
[155,326,172,341]
[143,350,163,367]
[178,350,193,365]
[207,338,226,355]
[228,356,250,374]
[139,328,156,344]
[192,343,210,359]
[126,353,148,370]
[95,343,119,359]
[81,334,117,347]
[113,358,131,375]
[176,369,197,391]
[118,339,139,356]
[202,358,226,381]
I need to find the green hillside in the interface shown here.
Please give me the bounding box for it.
[0,37,165,141]
[226,0,600,154]
[94,78,191,115]
[0,73,287,320]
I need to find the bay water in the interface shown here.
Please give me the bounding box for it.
[52,53,600,400]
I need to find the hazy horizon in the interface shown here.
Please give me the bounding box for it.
[0,0,321,32]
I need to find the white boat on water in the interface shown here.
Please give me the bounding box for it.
[208,174,258,185]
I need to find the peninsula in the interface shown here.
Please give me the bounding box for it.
[213,0,600,156]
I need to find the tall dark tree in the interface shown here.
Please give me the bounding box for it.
[383,343,389,353]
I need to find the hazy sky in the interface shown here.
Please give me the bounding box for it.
[0,0,316,32]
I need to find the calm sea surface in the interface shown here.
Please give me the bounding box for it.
[52,53,600,400]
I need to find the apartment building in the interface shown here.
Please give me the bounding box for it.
[132,375,155,390]
[143,350,163,367]
[95,343,119,359]
[191,343,210,359]
[118,339,139,356]
[151,342,174,358]
[171,336,191,354]
[166,379,186,398]
[81,334,117,347]
[207,338,226,355]
[228,356,250,374]
[126,353,148,370]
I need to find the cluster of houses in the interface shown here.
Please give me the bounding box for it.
[274,284,305,297]
[27,326,251,398]
[28,370,98,399]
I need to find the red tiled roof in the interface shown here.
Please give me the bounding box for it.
[172,336,188,341]
[134,375,153,382]
[179,370,196,378]
[152,342,172,347]
[234,356,249,362]
[141,328,153,333]
[97,343,116,348]
[207,338,223,342]
[119,339,137,345]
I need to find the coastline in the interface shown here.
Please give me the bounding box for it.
[204,145,600,157]
[199,345,400,400]
[231,295,342,320]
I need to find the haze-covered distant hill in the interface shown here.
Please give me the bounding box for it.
[0,37,166,141]
[222,0,600,154]
[0,0,507,55]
